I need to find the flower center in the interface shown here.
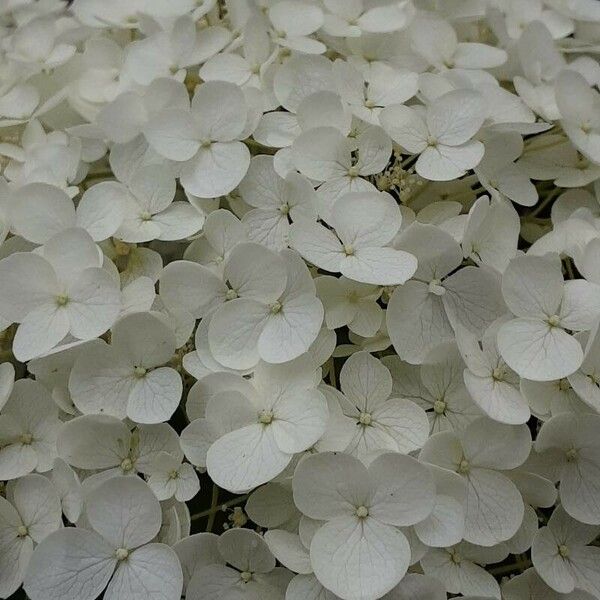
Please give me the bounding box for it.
[355,505,369,519]
[547,314,561,328]
[133,366,147,378]
[279,203,290,215]
[17,525,28,538]
[433,399,446,414]
[120,457,134,472]
[558,544,569,558]
[457,459,470,474]
[358,412,372,426]
[558,378,570,391]
[19,432,33,445]
[449,549,461,564]
[565,448,578,462]
[140,211,152,222]
[427,136,438,147]
[428,279,445,296]
[115,548,129,561]
[258,410,274,425]
[225,288,238,301]
[270,301,282,314]
[348,166,360,178]
[364,99,376,108]
[56,294,69,307]
[492,366,505,382]
[168,469,179,480]
[240,571,252,583]
[344,244,355,256]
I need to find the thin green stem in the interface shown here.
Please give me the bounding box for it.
[191,494,249,522]
[205,485,219,532]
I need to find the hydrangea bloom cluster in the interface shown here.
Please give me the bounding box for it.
[0,1,600,599]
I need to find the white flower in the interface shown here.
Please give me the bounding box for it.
[497,254,600,381]
[185,528,286,600]
[199,15,273,89]
[290,191,417,286]
[420,542,501,599]
[292,451,435,600]
[107,165,203,243]
[555,69,600,165]
[532,505,600,596]
[535,413,600,525]
[474,132,538,208]
[384,346,481,433]
[122,15,231,86]
[146,451,199,502]
[23,476,183,600]
[8,181,124,244]
[0,229,121,361]
[387,222,506,364]
[201,358,328,492]
[291,126,391,220]
[316,275,383,337]
[268,0,325,54]
[409,14,508,71]
[322,0,415,36]
[68,311,182,423]
[461,195,520,273]
[0,474,62,598]
[0,379,61,480]
[239,155,318,251]
[455,321,530,425]
[335,351,429,458]
[380,90,486,181]
[420,417,531,546]
[57,414,181,478]
[206,245,324,369]
[144,81,252,198]
[332,59,418,126]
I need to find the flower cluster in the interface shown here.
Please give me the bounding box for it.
[0,1,599,599]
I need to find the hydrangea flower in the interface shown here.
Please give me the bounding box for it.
[24,476,183,600]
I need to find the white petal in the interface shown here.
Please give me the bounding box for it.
[293,451,370,520]
[502,255,564,319]
[464,468,524,546]
[206,424,290,493]
[23,528,115,600]
[416,141,484,181]
[77,182,126,241]
[65,267,121,340]
[369,453,436,526]
[462,418,531,470]
[208,298,269,370]
[86,476,162,548]
[180,142,250,199]
[57,414,129,470]
[387,281,454,364]
[271,389,327,453]
[341,247,417,286]
[289,221,344,273]
[9,183,76,244]
[0,252,57,323]
[311,515,410,600]
[264,530,312,574]
[224,242,287,303]
[105,543,183,600]
[497,318,583,381]
[258,294,324,364]
[427,90,486,146]
[127,367,182,424]
[144,109,201,161]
